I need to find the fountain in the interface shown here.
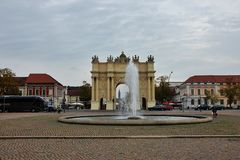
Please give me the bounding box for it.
[59,60,213,125]
[123,61,141,119]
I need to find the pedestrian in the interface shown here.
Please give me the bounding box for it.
[57,105,61,114]
[61,101,65,113]
[212,106,217,118]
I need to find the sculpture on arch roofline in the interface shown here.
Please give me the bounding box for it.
[147,55,154,63]
[91,55,99,63]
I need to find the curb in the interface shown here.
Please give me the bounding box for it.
[0,135,240,139]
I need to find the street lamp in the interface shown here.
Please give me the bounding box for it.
[168,71,173,83]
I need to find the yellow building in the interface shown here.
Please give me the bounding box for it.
[91,52,156,110]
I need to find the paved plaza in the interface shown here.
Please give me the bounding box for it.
[0,110,240,160]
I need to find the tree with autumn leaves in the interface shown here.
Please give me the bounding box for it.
[0,68,20,95]
[220,84,240,108]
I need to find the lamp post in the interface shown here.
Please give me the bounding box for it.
[168,71,173,83]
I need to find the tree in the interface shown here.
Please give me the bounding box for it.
[79,81,91,101]
[220,84,238,108]
[0,68,20,95]
[155,76,173,103]
[204,90,219,105]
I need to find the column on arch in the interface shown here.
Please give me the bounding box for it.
[96,77,99,101]
[148,77,151,101]
[107,77,110,101]
[151,77,155,101]
[111,77,114,100]
[91,77,95,101]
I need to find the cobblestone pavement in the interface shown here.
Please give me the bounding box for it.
[0,138,240,160]
[0,110,240,160]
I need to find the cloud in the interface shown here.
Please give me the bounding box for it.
[0,0,240,85]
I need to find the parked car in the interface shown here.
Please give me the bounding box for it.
[209,105,224,110]
[67,102,84,110]
[47,101,56,112]
[148,105,173,111]
[194,104,210,110]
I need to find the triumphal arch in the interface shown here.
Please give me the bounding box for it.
[91,52,155,110]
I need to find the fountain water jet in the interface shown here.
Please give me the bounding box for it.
[124,61,140,118]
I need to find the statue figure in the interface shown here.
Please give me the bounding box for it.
[147,55,154,63]
[92,55,99,63]
[132,55,139,63]
[107,55,114,62]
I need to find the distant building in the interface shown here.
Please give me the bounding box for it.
[169,82,184,103]
[65,86,81,104]
[15,73,65,107]
[179,75,240,109]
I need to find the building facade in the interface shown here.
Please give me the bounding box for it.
[179,75,240,109]
[16,73,65,107]
[65,86,81,104]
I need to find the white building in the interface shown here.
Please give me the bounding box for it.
[179,75,240,109]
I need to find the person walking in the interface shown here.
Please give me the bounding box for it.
[212,106,218,118]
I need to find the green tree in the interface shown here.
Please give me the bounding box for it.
[79,81,91,101]
[155,76,173,103]
[204,90,219,105]
[220,84,238,108]
[0,68,20,95]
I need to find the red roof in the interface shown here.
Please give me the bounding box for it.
[67,87,81,96]
[26,73,63,86]
[185,75,240,83]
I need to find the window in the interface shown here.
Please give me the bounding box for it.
[191,89,194,95]
[191,99,194,105]
[29,89,32,95]
[198,99,201,105]
[42,89,46,97]
[36,89,39,95]
[198,89,201,95]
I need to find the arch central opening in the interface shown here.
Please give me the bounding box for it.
[115,83,129,111]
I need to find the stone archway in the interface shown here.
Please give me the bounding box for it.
[91,52,155,110]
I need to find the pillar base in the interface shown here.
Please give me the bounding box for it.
[106,101,114,110]
[147,101,156,109]
[91,101,99,110]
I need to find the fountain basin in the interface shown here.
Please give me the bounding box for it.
[58,114,213,125]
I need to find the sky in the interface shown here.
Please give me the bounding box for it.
[1,0,240,86]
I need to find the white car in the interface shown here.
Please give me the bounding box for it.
[68,102,84,110]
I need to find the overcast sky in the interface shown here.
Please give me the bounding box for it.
[1,0,240,86]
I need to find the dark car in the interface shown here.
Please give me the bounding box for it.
[0,96,47,112]
[194,104,210,110]
[209,105,224,110]
[148,105,173,111]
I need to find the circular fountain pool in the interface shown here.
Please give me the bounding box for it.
[58,114,213,125]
